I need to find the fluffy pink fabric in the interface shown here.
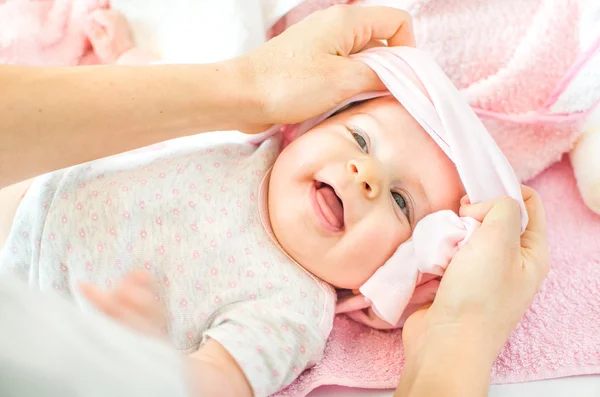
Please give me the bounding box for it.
[276,158,600,396]
[0,0,107,66]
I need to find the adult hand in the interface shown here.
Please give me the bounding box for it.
[402,185,550,366]
[0,5,413,188]
[236,5,415,133]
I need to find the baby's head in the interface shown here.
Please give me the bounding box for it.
[267,96,465,289]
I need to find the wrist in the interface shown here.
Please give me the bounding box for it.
[407,303,511,365]
[221,55,270,134]
[397,325,494,397]
[417,323,497,367]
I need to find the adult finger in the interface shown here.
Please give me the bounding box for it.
[519,186,550,274]
[520,186,548,242]
[352,6,415,48]
[478,196,522,233]
[361,38,386,52]
[339,57,387,93]
[459,196,515,223]
[329,6,415,54]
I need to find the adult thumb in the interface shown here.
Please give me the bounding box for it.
[476,197,522,246]
[342,59,386,95]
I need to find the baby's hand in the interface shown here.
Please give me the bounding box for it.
[79,271,168,340]
[84,9,136,64]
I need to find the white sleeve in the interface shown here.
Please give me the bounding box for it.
[203,300,328,397]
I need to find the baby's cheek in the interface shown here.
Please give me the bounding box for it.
[362,221,407,270]
[381,220,411,256]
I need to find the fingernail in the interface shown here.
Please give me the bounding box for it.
[460,195,470,206]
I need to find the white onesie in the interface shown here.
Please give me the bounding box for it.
[0,134,336,397]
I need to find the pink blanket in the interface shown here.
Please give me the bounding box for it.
[0,0,106,65]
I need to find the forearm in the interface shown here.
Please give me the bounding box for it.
[0,60,259,188]
[185,341,253,397]
[395,327,494,397]
[184,357,242,397]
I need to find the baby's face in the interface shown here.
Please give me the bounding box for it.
[267,97,465,289]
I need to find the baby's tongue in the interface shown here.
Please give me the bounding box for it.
[316,185,344,228]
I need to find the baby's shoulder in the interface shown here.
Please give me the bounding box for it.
[253,259,336,338]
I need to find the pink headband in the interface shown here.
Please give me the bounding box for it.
[255,46,527,328]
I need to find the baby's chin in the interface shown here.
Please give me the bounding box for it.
[320,267,377,290]
[289,245,384,289]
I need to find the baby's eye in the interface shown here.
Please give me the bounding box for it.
[351,130,368,152]
[392,192,410,217]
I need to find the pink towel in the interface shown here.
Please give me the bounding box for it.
[0,0,107,66]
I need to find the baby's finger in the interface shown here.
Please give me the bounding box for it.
[117,304,166,338]
[116,282,155,310]
[84,20,105,41]
[116,275,163,321]
[89,10,115,35]
[124,269,155,288]
[79,282,123,319]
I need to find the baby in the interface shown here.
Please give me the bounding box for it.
[0,10,464,397]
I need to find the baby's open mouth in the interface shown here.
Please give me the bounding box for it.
[314,181,345,230]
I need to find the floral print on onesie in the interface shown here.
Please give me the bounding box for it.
[0,135,336,396]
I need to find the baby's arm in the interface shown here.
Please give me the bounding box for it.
[81,272,253,397]
[187,341,253,397]
[83,271,328,397]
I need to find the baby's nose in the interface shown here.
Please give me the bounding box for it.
[347,159,381,199]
